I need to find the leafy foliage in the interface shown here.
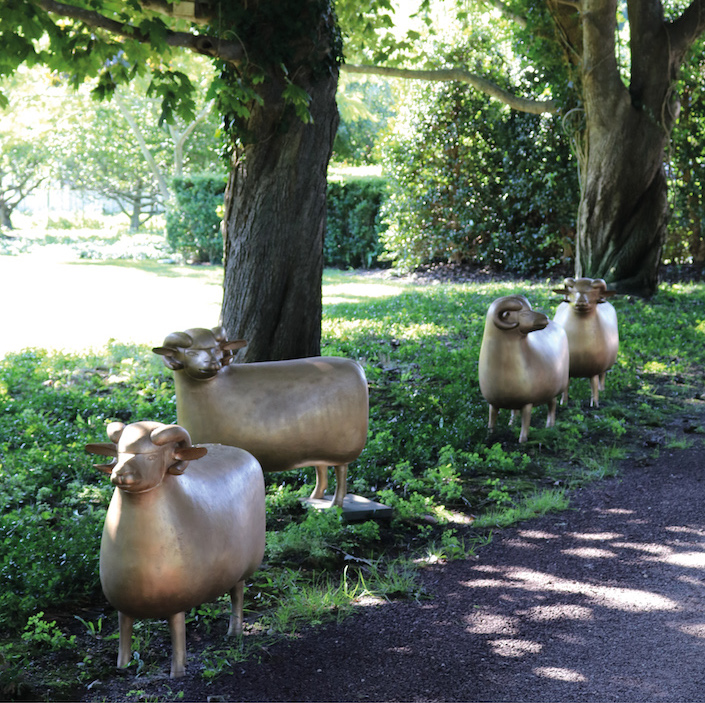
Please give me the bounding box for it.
[325,176,388,268]
[166,174,227,263]
[379,64,577,274]
[668,34,705,266]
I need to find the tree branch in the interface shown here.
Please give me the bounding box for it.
[140,0,211,25]
[668,0,705,62]
[341,64,558,115]
[33,0,245,65]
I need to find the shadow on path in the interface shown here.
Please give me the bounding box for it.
[220,443,705,702]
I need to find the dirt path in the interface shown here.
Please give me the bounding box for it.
[85,426,705,702]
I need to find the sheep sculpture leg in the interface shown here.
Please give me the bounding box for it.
[117,610,185,678]
[333,464,348,508]
[546,398,558,428]
[310,464,348,507]
[228,580,245,636]
[519,404,533,443]
[168,612,187,678]
[311,464,329,500]
[117,612,134,669]
[590,375,600,407]
[488,404,499,431]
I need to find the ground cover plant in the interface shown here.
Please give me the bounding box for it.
[0,262,704,700]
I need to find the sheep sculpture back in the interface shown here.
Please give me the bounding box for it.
[553,277,619,407]
[478,295,569,443]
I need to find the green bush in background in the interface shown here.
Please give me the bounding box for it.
[166,174,227,264]
[165,172,387,270]
[325,175,388,269]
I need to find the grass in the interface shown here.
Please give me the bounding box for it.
[1,225,705,698]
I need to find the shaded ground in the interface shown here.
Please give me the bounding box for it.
[69,407,705,703]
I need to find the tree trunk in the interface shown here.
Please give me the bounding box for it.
[0,201,13,230]
[221,69,339,361]
[575,98,670,296]
[573,0,691,296]
[129,182,143,233]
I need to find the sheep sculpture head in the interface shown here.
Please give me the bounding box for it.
[86,421,207,492]
[490,295,551,335]
[153,326,247,380]
[553,277,616,314]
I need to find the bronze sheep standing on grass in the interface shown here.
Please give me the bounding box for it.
[478,295,569,443]
[553,277,619,407]
[153,327,369,508]
[85,421,266,678]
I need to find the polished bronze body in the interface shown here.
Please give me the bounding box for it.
[86,421,265,678]
[153,327,369,507]
[553,277,619,407]
[479,295,569,443]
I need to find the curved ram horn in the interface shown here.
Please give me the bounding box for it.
[151,424,192,447]
[151,424,193,475]
[211,326,228,342]
[107,422,126,444]
[492,296,526,331]
[162,331,194,349]
[170,446,208,475]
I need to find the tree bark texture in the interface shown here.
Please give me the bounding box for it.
[221,45,339,361]
[573,0,705,295]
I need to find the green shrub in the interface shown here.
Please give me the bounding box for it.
[378,42,577,274]
[166,174,227,264]
[325,176,388,269]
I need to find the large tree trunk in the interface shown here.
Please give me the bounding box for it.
[575,98,670,296]
[574,0,681,297]
[221,62,339,362]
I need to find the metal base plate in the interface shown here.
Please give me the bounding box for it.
[302,493,393,522]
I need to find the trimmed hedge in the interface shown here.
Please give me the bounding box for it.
[166,173,388,269]
[325,176,388,269]
[166,174,227,264]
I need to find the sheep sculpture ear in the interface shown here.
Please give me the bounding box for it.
[84,442,118,474]
[220,339,247,366]
[170,446,208,474]
[150,424,198,475]
[591,279,617,302]
[152,346,184,370]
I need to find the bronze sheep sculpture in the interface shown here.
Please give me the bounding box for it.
[153,327,369,507]
[479,295,569,443]
[553,277,619,407]
[86,421,266,678]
